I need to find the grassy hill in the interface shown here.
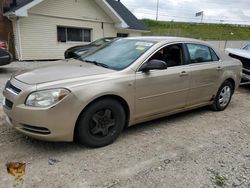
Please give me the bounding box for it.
[142,19,250,40]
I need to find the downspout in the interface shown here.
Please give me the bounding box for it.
[101,22,104,37]
[16,17,23,60]
[5,14,21,60]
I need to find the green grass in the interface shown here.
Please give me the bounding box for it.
[142,19,250,40]
[211,174,226,187]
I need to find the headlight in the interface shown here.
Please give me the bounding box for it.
[25,89,70,108]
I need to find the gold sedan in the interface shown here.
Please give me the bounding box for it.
[3,37,242,147]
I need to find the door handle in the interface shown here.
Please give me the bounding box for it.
[180,71,189,77]
[216,66,223,71]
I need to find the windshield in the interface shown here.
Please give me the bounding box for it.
[80,38,155,70]
[92,38,106,46]
[243,44,250,51]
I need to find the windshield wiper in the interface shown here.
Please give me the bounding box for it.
[83,60,111,69]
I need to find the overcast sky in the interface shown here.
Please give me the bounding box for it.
[121,0,250,25]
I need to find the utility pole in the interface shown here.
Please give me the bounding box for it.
[156,0,159,21]
[200,11,204,23]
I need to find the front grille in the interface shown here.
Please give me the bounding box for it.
[229,53,250,70]
[5,80,22,95]
[21,124,51,135]
[4,98,13,109]
[243,68,250,75]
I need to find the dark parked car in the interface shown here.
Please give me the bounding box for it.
[0,48,12,66]
[64,37,115,59]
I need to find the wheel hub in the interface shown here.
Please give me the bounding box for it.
[90,109,115,137]
[219,86,231,107]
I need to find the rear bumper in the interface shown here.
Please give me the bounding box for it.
[0,55,12,66]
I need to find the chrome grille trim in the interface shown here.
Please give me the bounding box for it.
[5,80,22,95]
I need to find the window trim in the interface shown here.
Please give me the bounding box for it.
[57,26,92,43]
[209,48,220,62]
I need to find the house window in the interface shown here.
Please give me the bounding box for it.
[117,33,129,37]
[57,26,91,42]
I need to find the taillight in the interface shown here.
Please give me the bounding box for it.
[0,42,7,50]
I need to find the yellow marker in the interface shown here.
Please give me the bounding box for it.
[136,47,145,51]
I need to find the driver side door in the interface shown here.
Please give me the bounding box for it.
[134,43,190,120]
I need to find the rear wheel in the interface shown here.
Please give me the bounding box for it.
[76,99,126,148]
[211,81,233,111]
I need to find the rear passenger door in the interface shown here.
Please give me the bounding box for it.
[185,43,222,106]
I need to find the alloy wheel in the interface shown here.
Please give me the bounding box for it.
[219,86,231,107]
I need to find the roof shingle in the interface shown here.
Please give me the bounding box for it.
[5,0,34,12]
[106,0,149,31]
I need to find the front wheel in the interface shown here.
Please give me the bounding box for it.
[211,81,233,111]
[76,99,126,148]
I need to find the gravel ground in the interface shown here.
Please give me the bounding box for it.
[0,62,250,188]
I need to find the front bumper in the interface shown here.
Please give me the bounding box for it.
[2,79,78,142]
[241,68,250,85]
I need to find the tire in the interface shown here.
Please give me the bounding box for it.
[76,99,126,148]
[211,81,233,111]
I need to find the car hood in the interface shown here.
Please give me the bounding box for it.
[14,59,116,85]
[225,48,250,59]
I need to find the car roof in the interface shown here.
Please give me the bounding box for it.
[125,36,204,43]
[124,36,229,61]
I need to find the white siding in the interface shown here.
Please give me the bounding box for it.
[29,0,113,23]
[19,14,118,60]
[15,0,143,60]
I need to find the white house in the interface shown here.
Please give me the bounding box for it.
[4,0,149,60]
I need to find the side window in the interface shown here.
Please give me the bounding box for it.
[186,43,216,63]
[149,44,184,67]
[210,48,220,61]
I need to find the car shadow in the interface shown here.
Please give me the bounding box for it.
[123,106,209,135]
[1,106,209,155]
[239,84,250,92]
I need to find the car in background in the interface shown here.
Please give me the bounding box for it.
[0,41,12,66]
[225,43,250,85]
[64,37,115,59]
[0,40,8,50]
[242,43,250,51]
[3,37,242,148]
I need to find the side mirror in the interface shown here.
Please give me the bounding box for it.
[140,59,167,72]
